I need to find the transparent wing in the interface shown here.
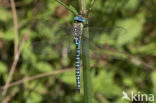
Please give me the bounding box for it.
[88,26,127,46]
[80,26,127,63]
[23,21,127,60]
[24,26,74,61]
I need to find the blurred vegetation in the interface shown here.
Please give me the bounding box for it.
[0,0,156,103]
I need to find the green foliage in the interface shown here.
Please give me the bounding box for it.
[93,70,122,96]
[24,90,42,103]
[0,8,11,22]
[0,0,156,102]
[36,62,53,72]
[116,12,145,46]
[60,70,76,85]
[2,28,14,40]
[151,71,156,94]
[124,0,139,10]
[0,62,7,74]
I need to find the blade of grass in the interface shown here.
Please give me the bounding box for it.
[55,0,78,15]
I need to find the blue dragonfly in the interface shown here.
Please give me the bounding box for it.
[24,15,126,92]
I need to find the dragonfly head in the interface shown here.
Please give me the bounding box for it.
[74,15,85,23]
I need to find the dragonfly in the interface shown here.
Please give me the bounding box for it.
[72,15,85,92]
[23,15,126,92]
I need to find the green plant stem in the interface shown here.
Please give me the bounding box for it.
[81,0,92,103]
[82,27,92,103]
[55,0,78,15]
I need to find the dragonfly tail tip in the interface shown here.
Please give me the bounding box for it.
[76,89,80,93]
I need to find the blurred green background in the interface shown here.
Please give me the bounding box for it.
[0,0,156,103]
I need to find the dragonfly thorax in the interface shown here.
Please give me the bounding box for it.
[73,22,84,38]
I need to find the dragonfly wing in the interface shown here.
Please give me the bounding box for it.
[23,23,75,60]
[87,26,127,46]
[81,26,127,58]
[36,20,73,38]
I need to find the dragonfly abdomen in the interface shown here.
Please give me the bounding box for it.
[74,37,81,92]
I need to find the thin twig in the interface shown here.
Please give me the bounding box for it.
[11,0,19,56]
[1,89,18,103]
[1,1,47,97]
[90,0,95,6]
[108,48,156,70]
[1,0,19,97]
[81,0,84,14]
[1,34,27,96]
[96,93,107,103]
[90,42,156,70]
[0,68,73,90]
[87,0,95,16]
[120,50,156,70]
[55,0,78,15]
